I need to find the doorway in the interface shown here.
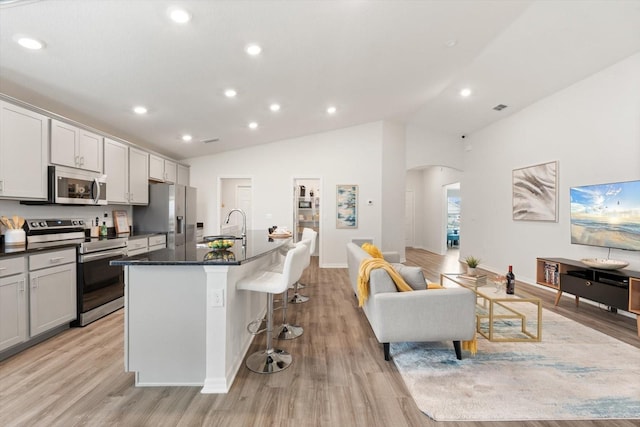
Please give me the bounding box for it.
[219,177,252,235]
[445,183,460,253]
[293,178,320,256]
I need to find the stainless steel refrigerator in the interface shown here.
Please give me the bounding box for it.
[133,183,197,256]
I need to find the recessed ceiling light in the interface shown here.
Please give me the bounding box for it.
[248,122,258,129]
[181,134,193,142]
[269,103,281,112]
[246,44,262,56]
[444,39,458,48]
[15,36,44,50]
[327,106,337,115]
[133,106,147,115]
[224,89,237,98]
[460,88,472,97]
[168,8,191,24]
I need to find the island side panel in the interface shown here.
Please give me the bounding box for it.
[126,265,206,386]
[202,251,279,393]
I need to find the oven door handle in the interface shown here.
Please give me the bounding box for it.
[79,248,125,263]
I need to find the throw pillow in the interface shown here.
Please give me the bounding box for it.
[391,263,427,290]
[361,242,383,259]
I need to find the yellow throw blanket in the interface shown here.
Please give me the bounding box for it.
[357,258,413,307]
[361,242,384,259]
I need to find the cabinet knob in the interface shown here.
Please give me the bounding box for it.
[585,281,592,286]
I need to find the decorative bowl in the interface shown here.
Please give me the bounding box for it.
[207,239,235,250]
[204,250,236,261]
[580,258,629,270]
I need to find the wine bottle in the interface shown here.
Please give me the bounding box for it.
[506,265,515,294]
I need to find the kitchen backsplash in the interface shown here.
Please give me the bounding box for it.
[0,199,133,233]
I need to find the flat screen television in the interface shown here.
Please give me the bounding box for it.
[570,179,640,251]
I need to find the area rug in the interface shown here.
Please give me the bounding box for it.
[390,308,640,421]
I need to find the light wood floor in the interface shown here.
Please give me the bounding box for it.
[1,248,638,427]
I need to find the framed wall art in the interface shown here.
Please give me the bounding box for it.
[113,210,130,234]
[512,160,558,222]
[336,184,358,229]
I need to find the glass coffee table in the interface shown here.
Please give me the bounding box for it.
[441,273,542,342]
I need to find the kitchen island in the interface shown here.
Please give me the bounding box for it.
[111,231,292,393]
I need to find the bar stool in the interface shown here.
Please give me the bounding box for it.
[236,244,307,373]
[275,240,307,340]
[290,228,317,304]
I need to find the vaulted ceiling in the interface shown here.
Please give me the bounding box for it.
[1,0,639,160]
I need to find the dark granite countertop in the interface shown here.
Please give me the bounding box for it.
[111,230,293,266]
[0,241,80,258]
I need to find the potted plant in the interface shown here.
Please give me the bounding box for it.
[465,255,480,276]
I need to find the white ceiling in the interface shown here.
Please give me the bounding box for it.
[1,0,639,160]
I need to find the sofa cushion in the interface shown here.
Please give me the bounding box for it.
[369,268,398,295]
[392,263,427,290]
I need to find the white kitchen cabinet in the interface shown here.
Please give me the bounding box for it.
[0,101,49,200]
[50,119,103,172]
[149,155,177,183]
[128,147,149,204]
[28,249,76,337]
[148,234,167,252]
[177,164,190,186]
[104,138,129,204]
[149,154,165,181]
[104,139,149,205]
[126,236,148,256]
[164,159,177,183]
[0,256,28,352]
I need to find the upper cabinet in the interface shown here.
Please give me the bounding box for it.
[0,101,49,200]
[104,138,129,204]
[149,154,177,184]
[149,154,164,181]
[177,164,190,186]
[164,159,177,184]
[128,147,149,205]
[50,119,103,172]
[104,138,149,205]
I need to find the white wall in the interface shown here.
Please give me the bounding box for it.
[405,124,464,171]
[461,52,640,284]
[187,121,404,268]
[381,121,407,261]
[405,166,462,254]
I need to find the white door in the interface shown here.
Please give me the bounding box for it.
[405,190,415,247]
[236,185,252,231]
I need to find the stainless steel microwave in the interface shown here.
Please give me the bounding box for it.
[51,166,107,205]
[22,165,107,205]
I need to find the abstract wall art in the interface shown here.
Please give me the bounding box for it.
[336,184,358,228]
[512,161,558,222]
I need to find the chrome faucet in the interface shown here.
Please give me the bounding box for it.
[225,208,247,245]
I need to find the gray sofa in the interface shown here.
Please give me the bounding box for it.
[346,243,476,360]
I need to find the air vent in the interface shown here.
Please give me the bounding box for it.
[493,104,508,111]
[201,138,220,144]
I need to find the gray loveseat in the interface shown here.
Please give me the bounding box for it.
[346,243,476,360]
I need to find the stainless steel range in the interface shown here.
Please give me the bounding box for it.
[25,219,128,326]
